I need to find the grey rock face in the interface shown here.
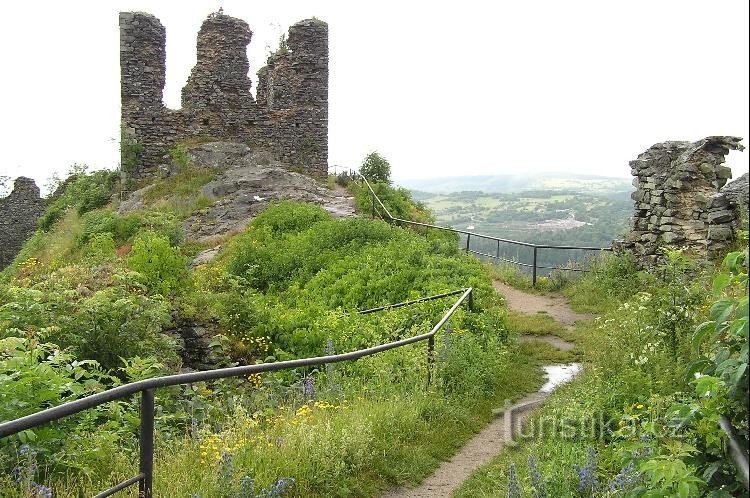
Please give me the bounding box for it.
[0,178,46,270]
[721,173,749,221]
[120,11,328,183]
[617,136,745,265]
[180,142,354,241]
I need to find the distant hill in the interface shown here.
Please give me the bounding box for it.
[396,172,633,194]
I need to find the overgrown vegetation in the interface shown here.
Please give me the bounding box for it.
[0,170,541,496]
[359,151,392,184]
[1,166,747,496]
[457,245,749,497]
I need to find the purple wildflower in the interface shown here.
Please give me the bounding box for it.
[607,461,640,492]
[302,375,315,399]
[528,455,547,498]
[238,475,255,497]
[30,483,52,498]
[259,477,295,498]
[506,463,521,498]
[574,447,600,496]
[218,452,234,483]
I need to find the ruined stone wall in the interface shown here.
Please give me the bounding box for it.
[617,136,745,265]
[0,178,46,270]
[120,11,328,182]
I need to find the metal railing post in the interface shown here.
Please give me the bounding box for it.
[465,234,471,252]
[139,389,155,498]
[496,239,500,261]
[426,335,435,388]
[532,247,538,287]
[468,289,474,312]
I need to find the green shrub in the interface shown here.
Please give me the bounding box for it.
[76,209,182,248]
[39,168,119,231]
[249,201,330,237]
[127,231,188,296]
[350,181,434,224]
[360,151,391,184]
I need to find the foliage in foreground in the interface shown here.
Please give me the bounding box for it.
[457,249,749,497]
[0,186,535,496]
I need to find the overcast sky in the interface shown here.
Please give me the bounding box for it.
[0,0,748,189]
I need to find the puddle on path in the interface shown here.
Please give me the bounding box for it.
[539,363,581,393]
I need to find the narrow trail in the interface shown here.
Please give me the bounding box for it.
[492,281,592,330]
[383,281,588,498]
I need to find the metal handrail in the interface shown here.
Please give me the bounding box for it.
[357,174,611,286]
[0,288,473,497]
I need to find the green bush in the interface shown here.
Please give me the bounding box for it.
[39,168,119,231]
[127,231,188,296]
[76,209,182,248]
[360,151,391,184]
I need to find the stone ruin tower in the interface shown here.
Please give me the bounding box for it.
[0,178,46,270]
[120,11,328,182]
[617,136,746,265]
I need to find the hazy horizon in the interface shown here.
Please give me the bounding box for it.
[0,0,748,187]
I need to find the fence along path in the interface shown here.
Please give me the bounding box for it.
[357,173,612,286]
[0,289,473,498]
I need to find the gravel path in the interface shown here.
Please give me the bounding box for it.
[493,281,592,329]
[382,281,587,498]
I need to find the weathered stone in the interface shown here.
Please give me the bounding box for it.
[118,141,357,241]
[707,193,729,209]
[707,226,733,241]
[721,173,748,221]
[0,178,47,270]
[662,232,683,244]
[616,136,745,266]
[707,209,735,224]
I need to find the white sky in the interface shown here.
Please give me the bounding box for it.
[0,0,748,188]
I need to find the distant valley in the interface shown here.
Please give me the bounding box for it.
[401,173,634,270]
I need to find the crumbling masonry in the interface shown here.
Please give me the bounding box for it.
[616,136,746,265]
[0,178,46,270]
[120,11,328,181]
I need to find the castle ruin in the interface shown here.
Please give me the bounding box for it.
[616,136,746,265]
[120,11,328,181]
[0,178,46,270]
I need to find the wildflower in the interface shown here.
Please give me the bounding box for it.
[30,483,52,498]
[528,455,547,498]
[635,403,644,409]
[259,477,296,498]
[574,447,599,496]
[506,463,521,498]
[239,475,255,496]
[218,452,234,483]
[607,462,640,492]
[302,375,315,399]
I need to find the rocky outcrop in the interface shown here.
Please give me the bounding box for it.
[183,142,353,241]
[120,142,355,243]
[616,136,745,265]
[0,178,46,270]
[165,319,224,371]
[721,172,749,223]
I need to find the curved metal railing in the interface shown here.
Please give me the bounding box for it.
[0,288,473,497]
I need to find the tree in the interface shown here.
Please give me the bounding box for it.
[360,151,391,184]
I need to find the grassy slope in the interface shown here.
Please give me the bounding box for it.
[456,250,747,497]
[1,173,549,497]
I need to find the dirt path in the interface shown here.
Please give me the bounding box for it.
[493,281,592,329]
[382,282,587,498]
